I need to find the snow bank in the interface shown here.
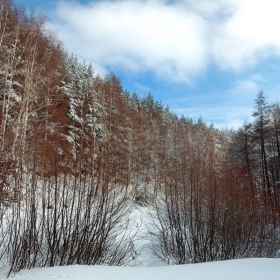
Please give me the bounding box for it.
[4,258,280,280]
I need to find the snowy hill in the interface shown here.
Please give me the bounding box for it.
[4,258,280,280]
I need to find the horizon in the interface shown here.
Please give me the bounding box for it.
[15,0,280,129]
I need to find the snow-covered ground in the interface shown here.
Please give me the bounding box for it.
[3,258,280,280]
[126,203,162,267]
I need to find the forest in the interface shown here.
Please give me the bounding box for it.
[0,0,280,277]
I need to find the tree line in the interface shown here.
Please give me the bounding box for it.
[232,91,280,205]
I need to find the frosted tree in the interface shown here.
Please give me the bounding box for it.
[0,1,23,152]
[252,91,271,198]
[64,55,101,150]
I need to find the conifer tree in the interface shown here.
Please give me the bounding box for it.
[252,91,271,197]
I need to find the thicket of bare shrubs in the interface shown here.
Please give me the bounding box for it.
[0,142,135,277]
[150,129,280,264]
[0,166,136,276]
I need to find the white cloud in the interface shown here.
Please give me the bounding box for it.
[227,0,280,47]
[49,0,210,82]
[235,80,259,93]
[213,0,280,70]
[48,0,280,82]
[232,74,265,95]
[173,98,254,129]
[250,74,265,83]
[224,73,267,114]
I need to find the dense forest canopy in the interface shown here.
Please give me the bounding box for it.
[0,0,280,277]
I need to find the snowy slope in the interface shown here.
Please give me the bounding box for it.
[4,258,280,280]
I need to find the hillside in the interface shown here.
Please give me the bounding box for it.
[0,0,280,278]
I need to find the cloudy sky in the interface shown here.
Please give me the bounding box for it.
[15,0,280,128]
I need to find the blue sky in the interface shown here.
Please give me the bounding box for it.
[15,0,280,128]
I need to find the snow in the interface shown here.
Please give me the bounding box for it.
[3,258,280,280]
[126,204,161,267]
